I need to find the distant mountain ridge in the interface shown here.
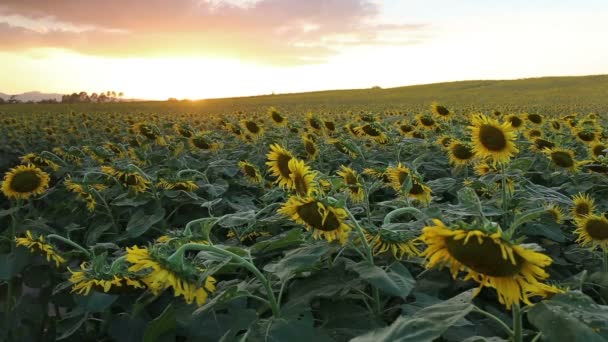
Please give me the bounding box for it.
[0,91,63,102]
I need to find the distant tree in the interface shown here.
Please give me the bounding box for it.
[79,91,90,102]
[8,95,20,104]
[90,93,98,102]
[0,97,5,105]
[98,93,108,103]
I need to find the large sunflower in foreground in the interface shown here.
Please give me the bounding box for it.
[126,246,216,306]
[421,219,560,309]
[266,143,295,188]
[469,114,519,165]
[574,214,608,250]
[571,193,596,219]
[278,196,351,245]
[15,230,65,267]
[2,164,50,200]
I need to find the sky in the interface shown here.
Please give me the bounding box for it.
[0,0,607,100]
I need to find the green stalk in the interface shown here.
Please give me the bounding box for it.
[512,303,523,342]
[473,306,513,338]
[47,234,91,258]
[501,163,510,229]
[5,200,22,315]
[603,249,608,273]
[168,243,280,317]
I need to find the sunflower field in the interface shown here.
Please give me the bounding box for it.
[1,99,608,342]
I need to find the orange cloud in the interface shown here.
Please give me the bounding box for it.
[0,0,425,64]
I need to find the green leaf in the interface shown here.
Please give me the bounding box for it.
[109,313,147,342]
[528,291,608,342]
[125,208,166,238]
[352,290,475,342]
[85,222,113,245]
[0,248,30,280]
[251,228,303,254]
[76,292,118,312]
[143,303,176,342]
[347,261,415,298]
[218,210,256,228]
[264,243,329,280]
[57,314,88,340]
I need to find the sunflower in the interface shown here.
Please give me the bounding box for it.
[448,141,475,166]
[574,129,598,144]
[238,161,262,184]
[323,120,336,133]
[132,122,166,145]
[188,134,220,151]
[20,153,60,171]
[337,165,365,202]
[266,144,295,188]
[416,114,437,129]
[278,196,352,245]
[544,203,565,224]
[288,158,318,197]
[65,176,106,211]
[157,178,198,192]
[571,193,596,219]
[543,147,578,172]
[173,123,194,138]
[505,115,524,130]
[69,262,144,295]
[550,120,562,131]
[302,136,319,160]
[354,123,389,144]
[575,214,608,250]
[397,122,415,136]
[345,123,359,137]
[126,246,216,306]
[431,103,453,120]
[267,107,287,126]
[364,228,420,259]
[589,143,608,159]
[474,162,497,176]
[15,230,65,267]
[386,163,412,192]
[526,113,543,125]
[101,166,150,193]
[386,163,432,205]
[2,164,50,200]
[524,128,543,140]
[437,135,453,149]
[306,112,323,131]
[421,219,559,309]
[531,138,555,152]
[328,139,358,158]
[227,230,272,243]
[241,119,265,138]
[469,114,519,165]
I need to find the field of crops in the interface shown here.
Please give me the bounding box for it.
[2,78,608,341]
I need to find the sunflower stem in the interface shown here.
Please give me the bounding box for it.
[110,256,127,273]
[176,168,209,182]
[5,201,21,316]
[473,306,513,338]
[92,188,118,232]
[603,249,608,273]
[47,234,91,258]
[501,163,510,229]
[168,243,281,318]
[512,303,523,342]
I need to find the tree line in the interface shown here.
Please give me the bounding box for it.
[0,91,124,104]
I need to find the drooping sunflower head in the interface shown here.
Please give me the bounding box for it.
[173,123,194,138]
[571,193,596,219]
[408,179,433,206]
[354,123,389,144]
[431,103,453,120]
[469,114,519,166]
[288,158,318,197]
[589,143,608,159]
[238,160,262,184]
[337,165,365,203]
[69,260,145,296]
[328,139,358,158]
[364,227,420,259]
[267,107,287,126]
[302,136,319,160]
[474,162,497,176]
[416,113,437,129]
[2,164,50,200]
[15,230,65,267]
[531,138,555,152]
[543,147,578,172]
[524,128,543,140]
[323,120,336,132]
[266,143,295,188]
[575,214,608,250]
[397,122,415,136]
[544,203,565,224]
[126,245,216,306]
[448,141,476,166]
[306,112,323,131]
[188,134,220,151]
[505,114,524,130]
[421,219,558,309]
[101,165,150,193]
[278,196,352,245]
[240,119,265,138]
[156,178,199,192]
[132,122,166,145]
[20,153,60,171]
[526,113,544,125]
[574,128,598,144]
[437,135,453,149]
[386,163,412,192]
[550,120,562,131]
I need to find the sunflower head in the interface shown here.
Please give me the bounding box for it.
[241,119,265,137]
[571,193,596,219]
[266,143,295,188]
[364,227,420,259]
[157,178,199,192]
[288,158,318,197]
[575,214,608,250]
[2,164,50,200]
[189,134,221,151]
[531,138,555,152]
[20,153,60,171]
[267,107,287,126]
[544,203,565,224]
[354,123,389,144]
[448,141,475,166]
[278,196,352,245]
[238,160,262,184]
[526,113,543,125]
[101,165,150,193]
[589,143,608,159]
[302,136,319,160]
[543,147,578,172]
[421,219,557,309]
[337,165,365,203]
[416,114,437,129]
[328,139,358,158]
[69,259,145,296]
[505,115,524,130]
[15,230,65,267]
[437,135,453,149]
[431,103,453,120]
[469,114,519,166]
[575,128,598,144]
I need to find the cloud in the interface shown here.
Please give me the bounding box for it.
[0,0,426,64]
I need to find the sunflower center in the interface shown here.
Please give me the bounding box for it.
[528,130,541,138]
[172,183,192,191]
[400,125,413,133]
[296,202,340,232]
[578,131,595,142]
[412,131,425,139]
[509,116,523,128]
[192,138,211,149]
[179,128,192,138]
[272,112,284,123]
[435,106,450,116]
[453,144,474,160]
[277,154,292,178]
[362,125,381,136]
[446,236,522,277]
[420,117,435,126]
[551,151,574,168]
[551,121,561,130]
[123,174,140,186]
[344,172,357,185]
[587,164,608,174]
[534,139,555,150]
[409,182,424,195]
[245,121,260,134]
[243,164,257,178]
[309,118,322,130]
[9,170,42,193]
[593,145,607,157]
[575,203,590,216]
[528,114,542,124]
[479,125,507,151]
[324,121,335,131]
[584,219,608,240]
[293,174,310,196]
[305,141,317,155]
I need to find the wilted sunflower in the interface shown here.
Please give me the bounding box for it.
[345,123,359,137]
[469,114,519,165]
[589,143,608,159]
[306,112,323,131]
[544,203,565,224]
[421,219,559,309]
[157,178,198,192]
[448,141,475,166]
[69,262,144,295]
[267,107,287,126]
[189,134,220,151]
[474,162,497,176]
[2,164,50,200]
[278,196,352,245]
[354,123,389,144]
[574,214,608,250]
[65,176,106,211]
[302,136,319,160]
[173,123,194,138]
[15,230,65,267]
[571,193,596,219]
[505,114,524,130]
[288,158,318,197]
[431,103,453,120]
[386,163,412,192]
[543,147,578,172]
[240,119,265,138]
[364,228,420,259]
[328,139,358,158]
[526,113,544,125]
[386,163,432,205]
[531,138,555,152]
[132,122,166,145]
[337,165,365,202]
[238,161,262,184]
[266,143,295,188]
[20,153,60,171]
[102,166,150,193]
[126,245,216,306]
